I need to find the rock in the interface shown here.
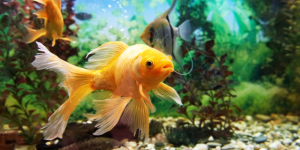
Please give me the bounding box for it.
[283,138,292,146]
[246,115,253,121]
[269,141,286,149]
[192,144,208,150]
[255,114,272,122]
[286,115,299,124]
[155,142,164,147]
[237,140,247,149]
[221,144,238,149]
[207,142,222,147]
[254,136,268,143]
[208,136,214,141]
[215,146,221,150]
[245,144,254,150]
[280,123,292,130]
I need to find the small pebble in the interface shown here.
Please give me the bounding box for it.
[87,120,92,124]
[54,139,59,145]
[254,136,268,143]
[192,144,208,150]
[208,136,214,141]
[45,141,51,146]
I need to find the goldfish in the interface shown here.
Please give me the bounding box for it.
[140,0,193,70]
[31,41,182,141]
[23,0,74,46]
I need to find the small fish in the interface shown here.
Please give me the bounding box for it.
[23,0,75,46]
[75,12,92,21]
[140,0,192,70]
[32,41,182,141]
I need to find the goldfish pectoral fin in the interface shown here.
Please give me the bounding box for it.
[152,82,182,105]
[89,97,132,135]
[58,36,77,42]
[138,84,156,113]
[53,0,61,10]
[178,20,192,42]
[34,9,48,19]
[23,26,46,44]
[120,98,150,142]
[85,41,129,70]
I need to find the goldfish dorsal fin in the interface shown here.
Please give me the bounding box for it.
[85,41,129,70]
[53,0,61,10]
[161,0,177,18]
[34,9,48,19]
[152,82,182,105]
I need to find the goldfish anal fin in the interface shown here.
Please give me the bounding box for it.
[138,84,156,113]
[53,0,61,10]
[23,26,46,44]
[51,31,58,46]
[120,98,150,142]
[34,9,48,19]
[32,42,95,140]
[152,82,182,105]
[87,97,132,135]
[85,41,129,70]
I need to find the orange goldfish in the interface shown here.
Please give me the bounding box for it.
[23,0,74,46]
[32,41,182,141]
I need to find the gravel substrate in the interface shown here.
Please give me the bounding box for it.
[116,114,300,150]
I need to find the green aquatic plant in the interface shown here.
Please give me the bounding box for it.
[164,40,240,145]
[0,0,78,145]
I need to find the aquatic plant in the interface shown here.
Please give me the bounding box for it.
[164,40,240,145]
[0,0,77,145]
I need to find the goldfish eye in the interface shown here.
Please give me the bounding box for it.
[146,60,154,69]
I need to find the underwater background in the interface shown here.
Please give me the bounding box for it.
[1,0,300,149]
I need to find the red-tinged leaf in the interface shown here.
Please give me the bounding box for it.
[181,45,189,57]
[3,90,10,96]
[224,70,233,77]
[183,83,190,93]
[231,105,242,113]
[177,106,189,118]
[209,101,218,107]
[50,83,58,88]
[28,110,35,115]
[17,76,26,84]
[212,84,223,90]
[6,84,14,88]
[9,63,16,67]
[214,91,223,97]
[182,95,190,104]
[221,66,228,71]
[31,113,40,120]
[47,112,53,118]
[220,54,228,64]
[60,89,67,97]
[205,40,215,51]
[228,109,233,114]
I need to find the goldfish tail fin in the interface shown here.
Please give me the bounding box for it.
[23,26,46,44]
[178,20,192,42]
[86,97,132,135]
[32,42,95,140]
[33,0,48,5]
[121,98,150,142]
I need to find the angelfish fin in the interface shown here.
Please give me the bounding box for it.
[173,39,184,70]
[87,96,132,135]
[139,84,156,113]
[177,20,192,42]
[161,0,177,18]
[85,41,129,70]
[23,26,46,44]
[34,9,48,19]
[120,98,150,142]
[152,82,182,105]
